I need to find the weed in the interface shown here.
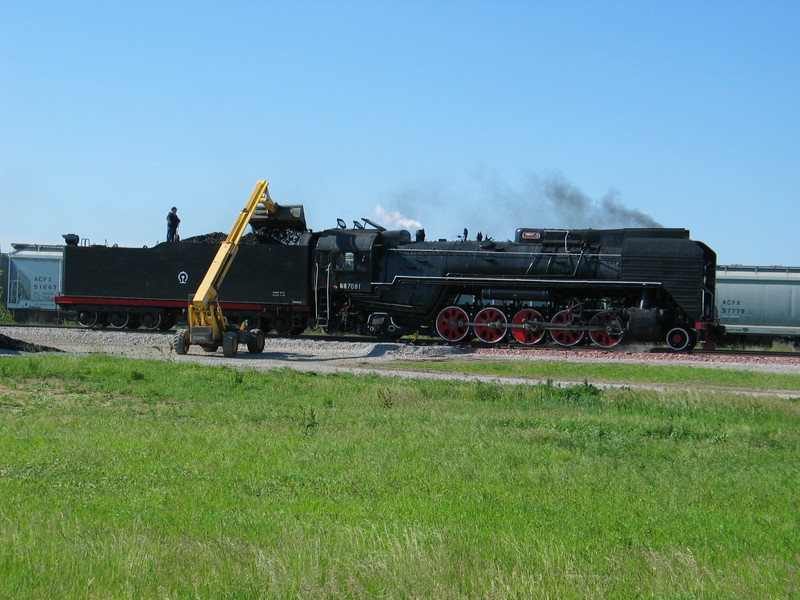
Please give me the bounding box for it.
[0,304,13,324]
[377,388,394,409]
[227,369,245,386]
[560,380,602,405]
[301,404,317,433]
[0,270,13,324]
[473,380,501,402]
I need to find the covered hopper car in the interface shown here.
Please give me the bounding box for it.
[2,243,63,322]
[715,265,800,344]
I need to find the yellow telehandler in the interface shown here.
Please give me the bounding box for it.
[172,180,306,357]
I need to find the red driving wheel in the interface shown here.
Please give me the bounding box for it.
[550,309,585,346]
[511,309,546,345]
[435,306,470,342]
[473,307,507,343]
[588,311,624,348]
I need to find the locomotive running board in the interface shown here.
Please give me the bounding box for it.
[375,276,664,288]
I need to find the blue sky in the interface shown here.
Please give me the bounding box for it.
[2,1,798,266]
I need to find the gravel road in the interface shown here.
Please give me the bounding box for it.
[0,326,465,371]
[2,326,800,397]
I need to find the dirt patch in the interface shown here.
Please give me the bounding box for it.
[0,333,62,353]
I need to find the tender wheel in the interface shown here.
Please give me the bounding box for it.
[247,329,266,354]
[473,307,507,343]
[158,315,176,331]
[589,312,624,348]
[108,311,130,329]
[126,315,141,330]
[273,317,291,335]
[665,327,696,352]
[139,312,163,331]
[223,331,239,357]
[435,306,470,342]
[173,329,190,355]
[76,310,98,328]
[550,310,585,347]
[511,309,546,345]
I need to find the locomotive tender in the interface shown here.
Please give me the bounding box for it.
[56,239,312,334]
[55,219,718,351]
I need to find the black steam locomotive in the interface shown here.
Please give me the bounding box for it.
[56,220,718,351]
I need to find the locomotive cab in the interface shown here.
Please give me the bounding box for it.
[315,230,378,295]
[313,227,411,333]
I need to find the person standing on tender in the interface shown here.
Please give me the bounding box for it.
[166,207,180,242]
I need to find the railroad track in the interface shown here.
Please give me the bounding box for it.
[3,322,799,360]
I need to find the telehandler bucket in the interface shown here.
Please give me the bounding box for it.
[249,203,307,230]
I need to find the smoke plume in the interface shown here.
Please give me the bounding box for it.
[545,176,662,228]
[479,172,662,234]
[371,173,661,241]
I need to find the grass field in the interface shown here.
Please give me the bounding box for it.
[388,357,800,391]
[0,354,797,599]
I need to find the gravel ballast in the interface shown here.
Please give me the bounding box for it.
[3,326,800,380]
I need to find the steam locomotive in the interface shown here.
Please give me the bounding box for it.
[55,219,718,351]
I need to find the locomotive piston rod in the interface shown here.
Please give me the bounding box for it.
[469,320,625,334]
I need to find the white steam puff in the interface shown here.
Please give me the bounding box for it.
[374,204,423,230]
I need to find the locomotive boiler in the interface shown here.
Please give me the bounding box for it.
[313,224,718,350]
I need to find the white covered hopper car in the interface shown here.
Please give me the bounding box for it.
[4,243,64,319]
[716,265,800,344]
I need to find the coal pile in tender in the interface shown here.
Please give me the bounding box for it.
[0,333,62,353]
[162,229,303,246]
[178,232,255,244]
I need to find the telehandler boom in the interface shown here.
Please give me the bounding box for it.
[172,180,306,357]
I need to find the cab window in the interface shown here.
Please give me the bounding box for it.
[335,252,356,271]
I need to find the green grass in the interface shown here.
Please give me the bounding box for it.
[387,358,800,392]
[0,355,798,599]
